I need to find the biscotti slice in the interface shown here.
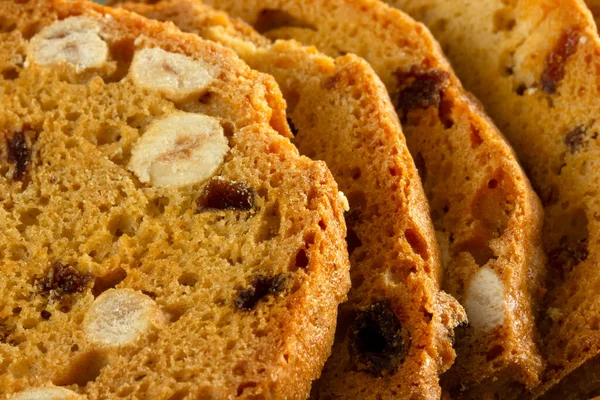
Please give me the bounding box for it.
[386,0,600,397]
[113,1,467,398]
[0,0,351,398]
[179,0,547,397]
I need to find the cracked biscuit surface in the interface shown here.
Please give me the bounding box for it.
[0,1,350,398]
[178,0,547,398]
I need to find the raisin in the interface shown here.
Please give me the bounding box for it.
[40,310,51,320]
[350,301,407,376]
[37,262,92,298]
[345,210,362,254]
[565,125,593,153]
[235,274,287,311]
[540,28,580,94]
[7,131,31,181]
[197,178,255,211]
[287,117,299,137]
[548,240,588,281]
[393,67,450,115]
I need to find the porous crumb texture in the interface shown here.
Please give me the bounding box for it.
[192,0,547,397]
[112,0,469,398]
[387,0,600,397]
[0,1,351,398]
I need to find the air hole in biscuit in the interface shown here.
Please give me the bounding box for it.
[145,196,169,217]
[22,21,43,40]
[178,272,199,287]
[471,171,513,237]
[456,236,497,266]
[345,210,362,255]
[486,345,504,361]
[53,349,108,387]
[350,166,361,180]
[97,125,122,146]
[167,389,189,400]
[256,201,281,242]
[92,267,127,296]
[17,207,41,233]
[347,190,367,211]
[405,229,429,261]
[107,38,136,83]
[470,124,483,148]
[108,214,137,238]
[22,318,38,330]
[254,9,316,34]
[2,68,19,80]
[0,15,17,33]
[163,304,187,323]
[126,113,152,131]
[493,7,516,33]
[237,382,258,396]
[294,248,309,269]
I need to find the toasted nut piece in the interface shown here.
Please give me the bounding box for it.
[130,47,216,101]
[9,387,83,400]
[338,191,350,212]
[464,267,506,331]
[28,16,108,73]
[84,288,162,347]
[128,112,229,187]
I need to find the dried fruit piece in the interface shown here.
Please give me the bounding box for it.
[463,267,505,331]
[128,112,229,187]
[540,28,580,94]
[7,131,31,181]
[350,301,407,376]
[393,67,450,112]
[28,16,108,73]
[130,47,216,101]
[235,274,287,311]
[197,177,255,211]
[84,288,163,347]
[565,125,592,153]
[37,262,91,299]
[548,240,588,281]
[9,387,82,400]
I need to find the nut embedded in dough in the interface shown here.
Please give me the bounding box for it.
[28,16,108,73]
[130,47,216,101]
[464,267,506,331]
[9,387,83,400]
[84,288,163,347]
[128,112,229,187]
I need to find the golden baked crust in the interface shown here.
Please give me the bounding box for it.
[174,0,547,397]
[111,0,467,398]
[0,0,350,398]
[387,0,600,397]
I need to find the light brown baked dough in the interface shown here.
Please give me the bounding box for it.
[112,0,468,398]
[386,0,600,398]
[0,0,351,398]
[174,0,547,397]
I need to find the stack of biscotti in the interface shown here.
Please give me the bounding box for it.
[135,0,547,398]
[112,0,469,398]
[388,0,600,398]
[0,0,353,398]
